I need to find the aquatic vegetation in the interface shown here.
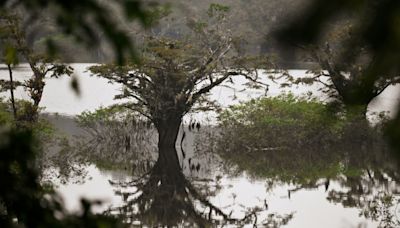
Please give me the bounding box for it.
[216,93,390,182]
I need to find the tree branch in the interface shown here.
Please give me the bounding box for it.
[188,71,240,106]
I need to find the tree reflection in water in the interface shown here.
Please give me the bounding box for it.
[105,156,267,227]
[73,116,293,227]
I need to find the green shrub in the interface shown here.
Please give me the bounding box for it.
[215,93,390,184]
[219,93,342,150]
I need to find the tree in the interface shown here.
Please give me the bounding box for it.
[284,23,400,118]
[89,4,269,178]
[0,12,73,122]
[275,0,400,151]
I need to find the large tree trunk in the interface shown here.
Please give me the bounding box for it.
[154,115,184,185]
[140,115,193,225]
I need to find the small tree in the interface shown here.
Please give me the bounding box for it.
[0,12,73,122]
[89,4,269,177]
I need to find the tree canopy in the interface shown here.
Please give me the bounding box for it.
[89,4,270,126]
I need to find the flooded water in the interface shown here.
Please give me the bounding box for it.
[1,64,400,227]
[51,121,399,228]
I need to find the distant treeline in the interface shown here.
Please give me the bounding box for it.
[18,0,312,65]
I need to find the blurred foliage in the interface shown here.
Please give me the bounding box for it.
[0,128,124,227]
[0,88,107,226]
[0,0,154,64]
[0,1,158,226]
[0,97,86,181]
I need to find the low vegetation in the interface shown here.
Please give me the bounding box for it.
[216,93,390,183]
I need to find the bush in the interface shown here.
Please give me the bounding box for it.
[215,93,390,184]
[218,93,342,151]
